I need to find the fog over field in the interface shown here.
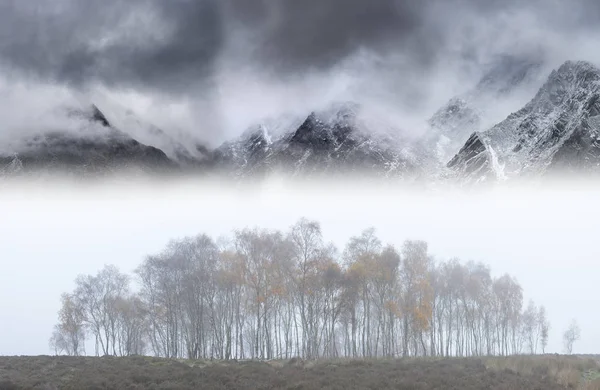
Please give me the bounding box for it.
[0,179,597,356]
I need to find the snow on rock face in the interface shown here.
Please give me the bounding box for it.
[0,104,177,177]
[449,60,600,182]
[90,96,206,167]
[208,58,600,184]
[429,97,482,163]
[4,57,600,184]
[447,132,495,183]
[0,155,24,176]
[211,124,274,177]
[211,102,424,179]
[429,55,544,165]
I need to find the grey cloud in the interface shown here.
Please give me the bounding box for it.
[222,0,431,71]
[0,0,444,93]
[1,0,600,98]
[0,0,224,93]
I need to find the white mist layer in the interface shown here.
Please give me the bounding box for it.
[0,179,599,356]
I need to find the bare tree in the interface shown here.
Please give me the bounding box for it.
[343,228,384,357]
[49,293,86,356]
[74,265,130,356]
[400,240,433,357]
[114,294,148,356]
[49,325,76,356]
[289,218,325,359]
[522,301,539,354]
[563,319,580,354]
[538,306,550,354]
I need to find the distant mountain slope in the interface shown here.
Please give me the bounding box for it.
[0,105,176,177]
[429,55,544,164]
[449,60,600,182]
[90,95,208,167]
[211,102,428,179]
[4,58,600,184]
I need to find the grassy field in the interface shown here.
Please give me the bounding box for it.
[0,355,599,390]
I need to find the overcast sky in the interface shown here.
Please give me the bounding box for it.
[3,0,600,145]
[0,179,598,356]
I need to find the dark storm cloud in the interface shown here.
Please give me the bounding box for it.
[1,0,600,95]
[0,0,224,92]
[222,0,433,71]
[0,0,441,93]
[106,1,223,93]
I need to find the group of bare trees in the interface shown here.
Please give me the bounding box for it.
[50,218,552,360]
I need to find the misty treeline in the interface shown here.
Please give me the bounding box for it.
[50,219,550,360]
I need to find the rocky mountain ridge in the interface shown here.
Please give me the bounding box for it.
[210,102,428,179]
[448,60,600,183]
[2,58,600,184]
[428,54,545,164]
[0,105,176,177]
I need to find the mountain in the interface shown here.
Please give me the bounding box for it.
[4,57,600,184]
[209,113,304,177]
[428,97,482,164]
[0,105,177,177]
[448,60,600,182]
[429,55,545,164]
[89,95,208,168]
[211,102,427,179]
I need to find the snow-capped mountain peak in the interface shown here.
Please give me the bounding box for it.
[0,102,176,177]
[210,101,423,179]
[449,60,600,182]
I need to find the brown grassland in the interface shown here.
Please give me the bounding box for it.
[1,355,599,390]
